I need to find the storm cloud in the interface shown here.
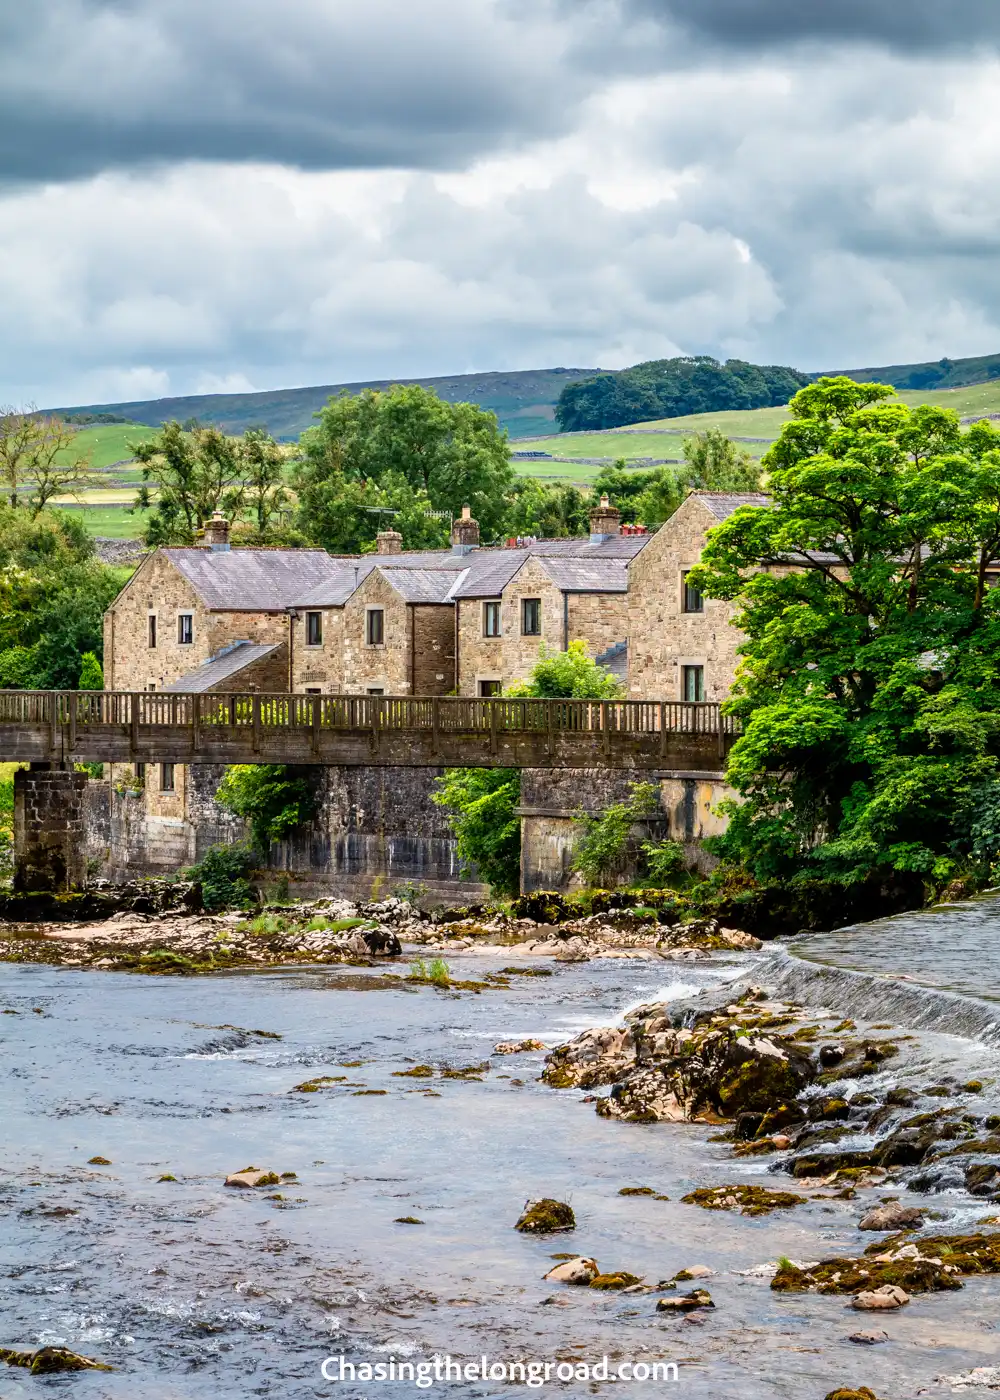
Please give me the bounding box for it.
[3,0,1000,405]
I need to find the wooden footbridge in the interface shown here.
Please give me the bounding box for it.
[0,692,738,770]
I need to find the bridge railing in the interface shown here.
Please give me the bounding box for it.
[0,690,739,739]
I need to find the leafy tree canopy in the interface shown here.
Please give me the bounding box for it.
[689,375,1000,891]
[555,357,808,432]
[592,429,762,532]
[293,384,514,551]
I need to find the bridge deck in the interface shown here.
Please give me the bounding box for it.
[0,692,738,769]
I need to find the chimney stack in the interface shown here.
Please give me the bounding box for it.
[451,504,480,553]
[205,511,230,552]
[589,493,621,542]
[376,529,403,555]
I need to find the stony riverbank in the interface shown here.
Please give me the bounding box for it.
[0,890,760,973]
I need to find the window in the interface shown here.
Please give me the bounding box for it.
[682,572,704,614]
[134,762,146,783]
[521,597,541,636]
[160,763,175,793]
[479,679,502,697]
[483,600,501,637]
[305,687,322,695]
[366,608,384,646]
[682,665,705,703]
[305,611,322,646]
[177,613,193,645]
[367,687,384,695]
[147,614,157,648]
[147,682,156,691]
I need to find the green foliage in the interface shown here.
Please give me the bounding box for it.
[435,644,625,893]
[0,505,124,689]
[591,431,761,531]
[555,357,808,432]
[77,652,103,690]
[690,375,1000,890]
[409,957,451,986]
[215,764,316,854]
[433,766,522,894]
[641,838,687,886]
[571,781,660,887]
[510,640,624,699]
[293,383,514,551]
[187,843,256,911]
[503,478,590,538]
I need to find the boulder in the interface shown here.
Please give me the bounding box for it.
[494,1039,546,1055]
[852,1285,910,1311]
[656,1288,714,1312]
[543,1256,598,1285]
[0,1347,112,1374]
[847,1330,889,1345]
[858,1203,924,1232]
[515,1199,575,1233]
[225,1167,280,1189]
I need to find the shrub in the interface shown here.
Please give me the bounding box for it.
[215,765,316,854]
[77,652,103,690]
[410,957,451,987]
[187,843,256,911]
[572,781,661,887]
[641,838,687,886]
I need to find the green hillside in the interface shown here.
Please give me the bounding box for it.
[831,350,1000,391]
[53,367,599,443]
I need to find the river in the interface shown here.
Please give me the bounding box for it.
[2,920,1000,1398]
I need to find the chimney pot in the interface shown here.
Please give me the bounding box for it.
[376,528,403,555]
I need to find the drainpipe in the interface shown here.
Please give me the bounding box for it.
[562,591,569,652]
[287,610,297,692]
[410,605,416,695]
[454,601,460,694]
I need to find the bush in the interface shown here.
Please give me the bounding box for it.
[215,765,316,854]
[187,843,256,911]
[572,781,661,887]
[78,652,103,690]
[641,838,687,886]
[433,767,521,895]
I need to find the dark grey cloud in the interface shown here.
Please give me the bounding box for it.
[0,0,585,182]
[625,0,1000,52]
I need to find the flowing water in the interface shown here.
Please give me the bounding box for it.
[2,930,1000,1399]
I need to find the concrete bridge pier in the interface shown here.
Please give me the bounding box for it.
[13,764,89,892]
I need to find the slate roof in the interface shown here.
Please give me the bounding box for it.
[532,557,629,593]
[692,491,771,520]
[164,548,341,611]
[379,567,468,603]
[165,641,284,693]
[291,552,465,608]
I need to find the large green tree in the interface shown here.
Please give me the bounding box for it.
[293,384,514,550]
[690,375,1000,890]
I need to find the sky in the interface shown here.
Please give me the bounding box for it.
[5,0,1000,408]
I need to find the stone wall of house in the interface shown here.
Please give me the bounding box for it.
[412,606,456,694]
[627,494,744,701]
[456,597,504,695]
[500,558,563,683]
[210,642,288,694]
[292,606,344,693]
[343,570,409,694]
[565,592,629,660]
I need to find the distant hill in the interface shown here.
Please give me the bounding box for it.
[824,350,1000,392]
[52,367,599,443]
[50,348,1000,445]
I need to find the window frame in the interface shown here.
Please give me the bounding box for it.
[681,571,704,614]
[521,597,542,637]
[681,664,705,703]
[478,678,502,697]
[482,600,501,638]
[159,762,176,793]
[177,612,194,646]
[305,610,323,646]
[147,614,157,648]
[365,607,385,647]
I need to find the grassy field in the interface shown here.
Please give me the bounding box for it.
[61,422,161,469]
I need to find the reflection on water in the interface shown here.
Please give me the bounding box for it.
[0,952,998,1398]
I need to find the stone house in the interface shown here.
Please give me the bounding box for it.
[626,491,769,702]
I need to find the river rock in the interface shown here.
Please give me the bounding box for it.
[0,1346,112,1374]
[543,1256,598,1284]
[656,1288,714,1312]
[847,1330,889,1345]
[936,1368,1000,1388]
[858,1203,924,1231]
[494,1039,545,1055]
[515,1199,575,1233]
[674,1265,714,1280]
[824,1390,878,1400]
[852,1285,910,1310]
[225,1168,281,1189]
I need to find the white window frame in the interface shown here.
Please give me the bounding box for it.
[177,612,194,645]
[482,600,502,638]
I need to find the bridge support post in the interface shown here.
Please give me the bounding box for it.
[13,766,89,892]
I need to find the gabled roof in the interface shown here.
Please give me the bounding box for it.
[531,557,630,593]
[691,491,771,520]
[291,551,464,608]
[378,566,468,603]
[163,547,341,611]
[165,641,284,693]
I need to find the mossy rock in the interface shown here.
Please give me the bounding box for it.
[392,1065,435,1078]
[618,1186,656,1196]
[682,1184,805,1217]
[825,1390,878,1400]
[589,1271,642,1290]
[0,1347,112,1374]
[515,1198,575,1233]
